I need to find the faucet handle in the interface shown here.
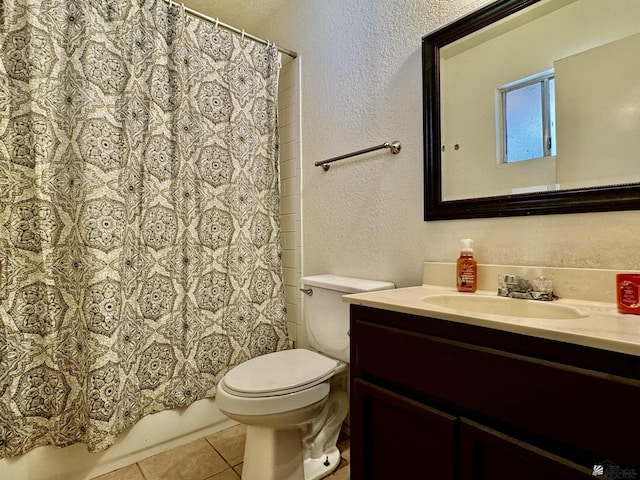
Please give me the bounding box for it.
[531,276,556,301]
[532,276,553,294]
[499,274,531,291]
[498,274,530,298]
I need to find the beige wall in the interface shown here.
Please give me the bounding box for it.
[258,0,640,288]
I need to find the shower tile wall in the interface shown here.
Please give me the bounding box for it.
[278,57,303,346]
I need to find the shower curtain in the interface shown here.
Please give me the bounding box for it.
[0,0,288,457]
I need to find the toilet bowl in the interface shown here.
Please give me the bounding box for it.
[216,349,346,480]
[216,275,394,480]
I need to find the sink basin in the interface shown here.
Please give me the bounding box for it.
[421,294,587,319]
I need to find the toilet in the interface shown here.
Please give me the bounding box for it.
[216,274,394,480]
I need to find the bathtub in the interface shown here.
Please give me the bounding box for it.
[0,398,235,480]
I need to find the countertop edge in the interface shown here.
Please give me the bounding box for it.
[344,286,640,357]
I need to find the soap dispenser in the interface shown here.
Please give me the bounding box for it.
[456,238,477,292]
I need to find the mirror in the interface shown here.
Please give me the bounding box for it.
[423,0,640,220]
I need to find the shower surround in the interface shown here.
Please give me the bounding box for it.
[0,0,289,474]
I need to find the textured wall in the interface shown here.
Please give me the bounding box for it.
[257,0,640,289]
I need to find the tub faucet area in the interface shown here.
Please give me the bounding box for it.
[497,274,556,301]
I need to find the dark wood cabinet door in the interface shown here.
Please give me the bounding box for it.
[350,378,457,480]
[460,418,594,480]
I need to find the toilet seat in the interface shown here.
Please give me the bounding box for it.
[216,349,339,416]
[217,379,331,417]
[222,349,338,398]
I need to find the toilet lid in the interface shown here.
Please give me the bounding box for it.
[222,349,338,398]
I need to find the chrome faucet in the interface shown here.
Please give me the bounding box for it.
[497,274,556,301]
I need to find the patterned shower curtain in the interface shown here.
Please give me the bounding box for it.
[0,0,288,457]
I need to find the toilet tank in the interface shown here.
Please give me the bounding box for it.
[300,275,395,363]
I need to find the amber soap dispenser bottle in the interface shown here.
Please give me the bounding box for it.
[456,238,477,292]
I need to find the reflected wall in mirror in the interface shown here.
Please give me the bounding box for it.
[423,0,640,220]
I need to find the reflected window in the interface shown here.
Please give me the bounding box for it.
[498,71,555,163]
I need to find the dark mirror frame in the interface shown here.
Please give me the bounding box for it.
[423,0,640,221]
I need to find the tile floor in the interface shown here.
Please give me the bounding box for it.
[92,425,350,480]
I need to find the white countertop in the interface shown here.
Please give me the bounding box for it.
[344,285,640,356]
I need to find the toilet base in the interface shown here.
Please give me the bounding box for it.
[240,427,341,480]
[242,425,305,480]
[303,446,340,480]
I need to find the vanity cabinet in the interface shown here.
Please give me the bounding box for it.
[349,305,640,480]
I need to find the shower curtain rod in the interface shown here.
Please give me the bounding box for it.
[164,0,298,59]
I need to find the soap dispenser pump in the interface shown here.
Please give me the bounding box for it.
[456,238,477,292]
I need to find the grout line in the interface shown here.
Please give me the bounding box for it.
[203,436,238,472]
[134,462,147,480]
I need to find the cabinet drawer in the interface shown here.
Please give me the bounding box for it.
[352,319,640,468]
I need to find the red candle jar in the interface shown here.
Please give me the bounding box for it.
[616,274,640,315]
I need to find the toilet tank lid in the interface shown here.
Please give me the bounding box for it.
[301,274,395,293]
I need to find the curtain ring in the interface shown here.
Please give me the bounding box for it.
[241,29,245,42]
[215,18,219,29]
